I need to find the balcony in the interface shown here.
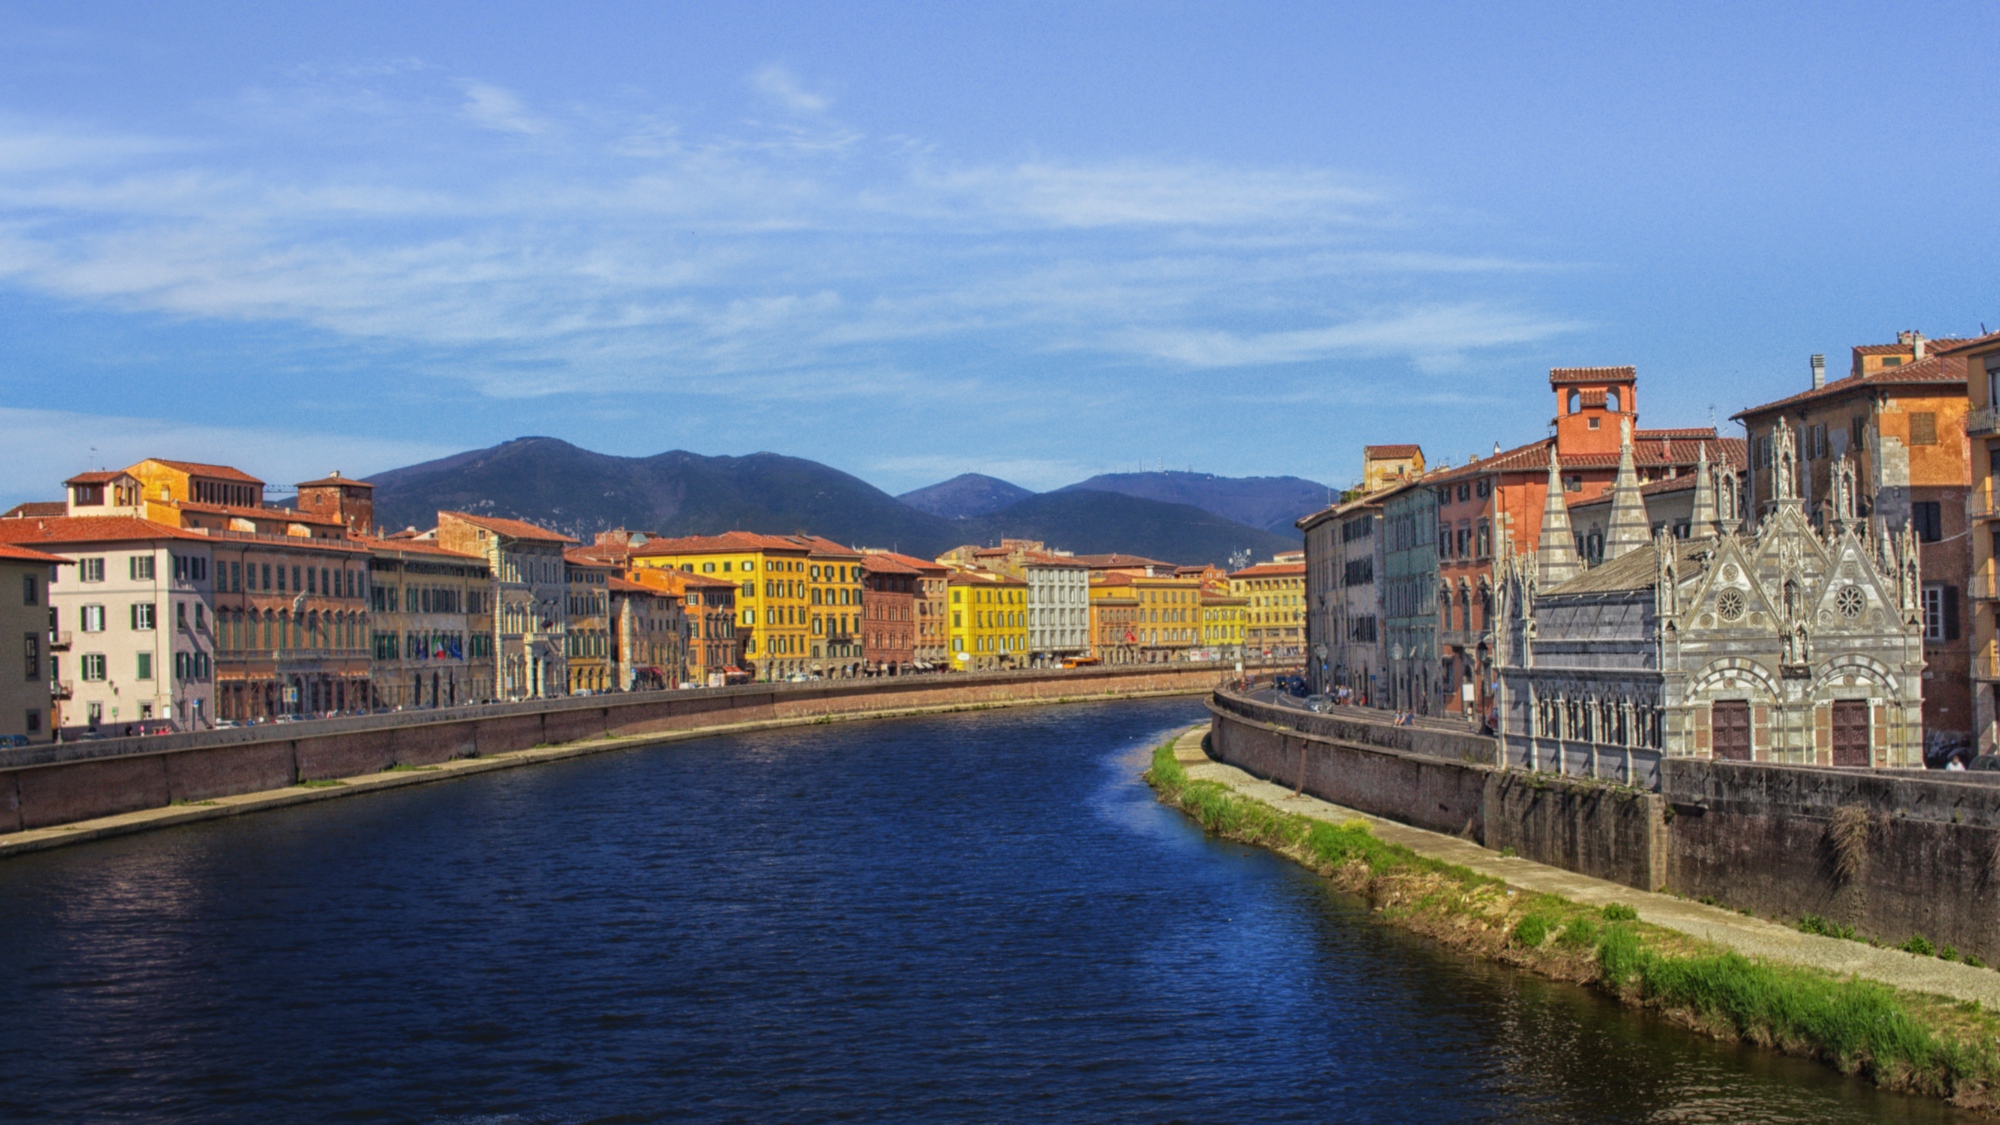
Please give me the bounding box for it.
[1970,406,2000,438]
[1976,573,2000,601]
[1974,482,2000,522]
[51,680,72,700]
[46,630,71,651]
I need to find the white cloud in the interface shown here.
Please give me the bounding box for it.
[0,407,451,509]
[0,68,1579,406]
[749,64,830,114]
[459,82,546,135]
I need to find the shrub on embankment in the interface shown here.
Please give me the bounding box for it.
[1145,738,2000,1109]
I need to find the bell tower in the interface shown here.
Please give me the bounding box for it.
[1550,366,1638,458]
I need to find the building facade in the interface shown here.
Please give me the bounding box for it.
[608,576,684,691]
[859,553,919,674]
[364,538,493,709]
[1960,334,2000,754]
[1230,561,1306,660]
[1381,479,1442,714]
[564,550,616,694]
[631,533,814,680]
[946,570,1030,671]
[1736,335,1978,757]
[436,512,576,700]
[2,544,71,742]
[1089,575,1143,664]
[1497,423,1926,779]
[0,516,218,735]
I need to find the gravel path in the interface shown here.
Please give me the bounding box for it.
[1170,726,2000,1008]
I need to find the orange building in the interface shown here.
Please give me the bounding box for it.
[1737,332,1984,753]
[1427,367,1734,722]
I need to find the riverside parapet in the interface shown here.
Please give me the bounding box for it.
[0,664,1229,850]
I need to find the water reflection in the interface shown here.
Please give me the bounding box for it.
[0,700,1970,1123]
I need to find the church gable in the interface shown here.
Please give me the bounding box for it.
[1679,537,1781,635]
[1807,534,1900,637]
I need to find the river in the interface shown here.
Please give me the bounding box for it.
[0,698,1968,1122]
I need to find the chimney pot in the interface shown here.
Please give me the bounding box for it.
[1810,353,1825,390]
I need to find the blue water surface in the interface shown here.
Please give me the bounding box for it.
[0,699,1965,1122]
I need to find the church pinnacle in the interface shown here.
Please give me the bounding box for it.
[1536,443,1581,585]
[1603,415,1652,561]
[1689,442,1717,539]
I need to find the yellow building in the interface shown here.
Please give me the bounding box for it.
[563,549,617,694]
[796,535,866,676]
[945,569,1029,671]
[1200,590,1249,657]
[1088,576,1144,664]
[1126,573,1206,661]
[630,532,814,681]
[1230,560,1307,658]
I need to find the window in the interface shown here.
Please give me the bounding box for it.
[25,709,39,734]
[1852,416,1867,448]
[1606,388,1621,413]
[130,555,154,580]
[23,633,38,681]
[22,574,36,605]
[1910,412,1937,446]
[291,566,302,591]
[1564,475,1581,493]
[81,653,106,681]
[1922,583,1959,642]
[1476,479,1491,499]
[1567,389,1581,414]
[131,603,155,630]
[136,651,152,680]
[80,604,105,632]
[1912,500,1943,543]
[79,557,105,582]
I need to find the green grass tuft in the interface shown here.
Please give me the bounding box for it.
[1798,913,1857,941]
[1902,935,1935,957]
[1558,916,1601,948]
[1601,903,1638,922]
[1513,913,1554,948]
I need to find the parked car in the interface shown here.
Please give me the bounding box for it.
[1967,755,2000,772]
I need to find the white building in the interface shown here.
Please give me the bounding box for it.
[1024,559,1090,663]
[0,516,217,736]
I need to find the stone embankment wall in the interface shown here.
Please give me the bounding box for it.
[1210,691,2000,962]
[0,665,1224,837]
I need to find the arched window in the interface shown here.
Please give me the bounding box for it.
[1568,389,1582,414]
[1606,388,1621,413]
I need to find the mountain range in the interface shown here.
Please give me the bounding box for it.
[365,439,1302,566]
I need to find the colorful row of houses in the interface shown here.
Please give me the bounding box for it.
[1303,329,2000,764]
[0,458,1308,742]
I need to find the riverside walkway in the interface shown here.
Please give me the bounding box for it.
[1171,726,2000,1009]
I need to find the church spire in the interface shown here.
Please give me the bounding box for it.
[1603,415,1652,561]
[1690,442,1717,539]
[1536,443,1581,585]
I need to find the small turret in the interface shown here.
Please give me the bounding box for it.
[1603,416,1651,562]
[1689,443,1717,539]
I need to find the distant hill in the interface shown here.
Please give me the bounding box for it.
[364,439,1294,566]
[1059,471,1333,538]
[959,491,1295,563]
[368,438,942,550]
[897,473,1035,519]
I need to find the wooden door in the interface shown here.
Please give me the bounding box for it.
[1712,700,1751,761]
[1831,700,1871,767]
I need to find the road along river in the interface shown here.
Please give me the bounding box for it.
[0,699,1968,1122]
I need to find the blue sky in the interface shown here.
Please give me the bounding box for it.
[1,1,1995,507]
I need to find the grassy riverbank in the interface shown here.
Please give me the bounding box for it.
[1146,737,2000,1110]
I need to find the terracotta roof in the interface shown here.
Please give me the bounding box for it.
[0,515,208,545]
[440,511,577,544]
[0,542,75,564]
[947,568,1026,586]
[1091,572,1138,587]
[356,537,485,562]
[860,554,920,575]
[1567,474,1704,511]
[173,500,347,527]
[563,547,620,568]
[1733,352,1967,419]
[786,534,862,559]
[1364,443,1422,458]
[63,471,126,485]
[1429,434,1743,482]
[862,550,947,575]
[1230,562,1306,578]
[630,531,809,556]
[295,475,374,489]
[1931,331,2000,356]
[142,459,264,484]
[608,575,676,597]
[1549,366,1636,386]
[2,501,67,520]
[1068,553,1176,569]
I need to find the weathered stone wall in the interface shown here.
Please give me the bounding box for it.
[1662,758,2000,963]
[0,665,1222,836]
[1206,697,1490,840]
[1214,691,2000,957]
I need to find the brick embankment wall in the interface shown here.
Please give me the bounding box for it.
[1213,692,2000,958]
[0,665,1224,837]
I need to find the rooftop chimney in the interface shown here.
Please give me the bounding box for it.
[1914,333,1928,361]
[1810,353,1825,389]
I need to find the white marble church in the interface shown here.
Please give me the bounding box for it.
[1496,419,1925,784]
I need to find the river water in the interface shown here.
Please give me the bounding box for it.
[0,698,1969,1123]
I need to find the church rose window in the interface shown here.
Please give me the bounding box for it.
[1717,590,1746,621]
[1835,586,1865,619]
